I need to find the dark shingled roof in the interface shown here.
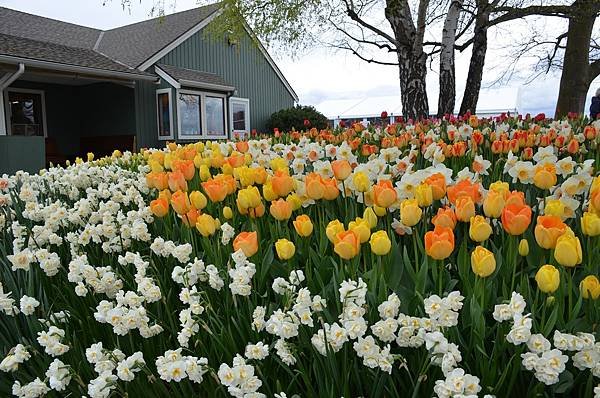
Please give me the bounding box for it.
[98,3,221,68]
[157,64,233,88]
[0,7,100,49]
[0,33,151,76]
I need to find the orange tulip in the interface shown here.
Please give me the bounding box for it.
[424,226,455,260]
[446,179,481,205]
[432,207,457,229]
[533,164,557,190]
[305,173,325,200]
[424,173,447,200]
[504,191,526,207]
[322,178,340,200]
[501,203,532,235]
[168,170,188,192]
[181,208,199,227]
[236,141,249,153]
[331,160,352,180]
[172,159,195,181]
[455,196,476,222]
[170,190,191,215]
[293,214,314,237]
[233,231,259,257]
[270,199,293,221]
[534,215,567,249]
[150,198,169,217]
[271,170,294,197]
[201,180,228,203]
[373,180,397,208]
[334,230,361,259]
[590,188,600,211]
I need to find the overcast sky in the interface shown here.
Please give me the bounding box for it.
[2,0,598,117]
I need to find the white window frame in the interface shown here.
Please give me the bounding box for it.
[4,88,47,137]
[229,97,250,138]
[176,89,228,140]
[156,88,174,140]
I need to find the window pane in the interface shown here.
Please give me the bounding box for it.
[232,102,247,131]
[206,96,225,136]
[178,93,201,137]
[9,92,44,136]
[157,92,171,137]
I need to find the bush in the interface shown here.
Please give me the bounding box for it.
[266,105,329,133]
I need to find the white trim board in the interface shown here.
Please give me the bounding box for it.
[156,88,174,141]
[229,96,250,136]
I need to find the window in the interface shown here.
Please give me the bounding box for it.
[156,89,173,139]
[176,89,228,140]
[230,97,250,138]
[178,92,202,138]
[5,89,46,136]
[206,96,225,137]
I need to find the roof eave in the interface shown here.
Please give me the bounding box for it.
[0,54,158,82]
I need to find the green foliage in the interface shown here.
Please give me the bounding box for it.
[266,105,329,133]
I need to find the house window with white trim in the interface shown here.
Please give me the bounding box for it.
[176,89,228,140]
[230,97,250,138]
[156,89,173,140]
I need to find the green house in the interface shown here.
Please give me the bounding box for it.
[0,3,298,174]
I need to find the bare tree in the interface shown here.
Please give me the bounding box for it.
[437,0,464,116]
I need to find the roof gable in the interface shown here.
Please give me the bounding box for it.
[98,3,221,68]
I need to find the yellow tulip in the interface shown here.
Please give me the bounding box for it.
[415,183,433,207]
[483,190,505,219]
[400,199,422,227]
[544,199,566,219]
[196,214,218,237]
[223,206,233,220]
[518,239,529,256]
[293,215,313,237]
[471,246,496,278]
[353,172,371,193]
[580,275,600,299]
[189,191,207,210]
[489,181,510,196]
[326,220,345,243]
[554,229,582,267]
[370,230,391,255]
[581,212,600,236]
[535,265,560,294]
[238,186,262,210]
[262,183,278,202]
[199,165,212,181]
[469,216,492,242]
[349,217,371,243]
[275,239,295,260]
[373,205,387,217]
[286,193,302,211]
[363,207,378,229]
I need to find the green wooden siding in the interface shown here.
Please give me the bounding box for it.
[158,28,295,132]
[0,136,45,175]
[135,80,159,150]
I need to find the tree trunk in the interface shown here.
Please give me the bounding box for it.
[397,47,429,119]
[459,2,489,116]
[437,0,463,117]
[386,0,430,120]
[555,7,596,117]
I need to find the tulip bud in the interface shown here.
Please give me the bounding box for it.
[518,239,529,256]
[581,212,600,236]
[223,206,233,220]
[293,215,313,237]
[471,246,496,277]
[189,191,207,210]
[535,265,560,294]
[196,214,218,237]
[415,183,433,207]
[349,217,371,243]
[363,207,378,229]
[554,230,582,267]
[400,199,422,227]
[580,275,600,299]
[326,220,345,243]
[353,172,371,193]
[469,216,493,242]
[275,239,295,260]
[369,230,391,255]
[334,230,361,260]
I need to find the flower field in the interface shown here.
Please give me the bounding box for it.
[1,114,600,397]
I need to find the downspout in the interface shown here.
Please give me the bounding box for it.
[0,63,25,135]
